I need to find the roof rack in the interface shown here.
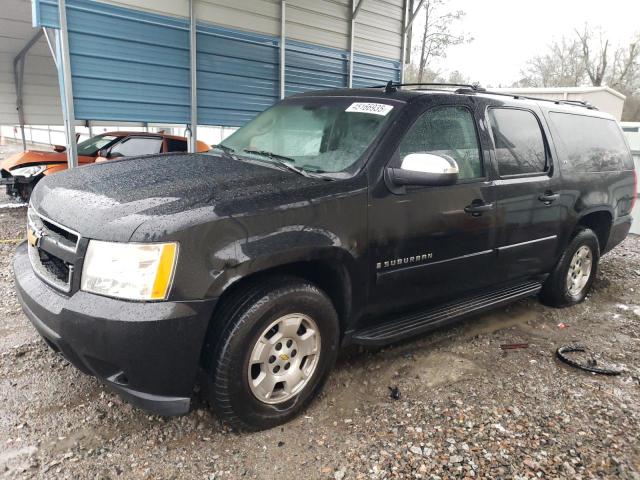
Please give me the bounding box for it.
[482,90,598,110]
[370,80,486,94]
[369,80,598,111]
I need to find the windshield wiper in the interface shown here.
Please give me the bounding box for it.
[242,149,322,179]
[215,144,236,155]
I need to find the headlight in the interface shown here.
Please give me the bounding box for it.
[81,241,178,301]
[10,165,47,177]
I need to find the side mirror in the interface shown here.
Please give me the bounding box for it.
[97,149,109,158]
[53,145,66,153]
[387,153,459,187]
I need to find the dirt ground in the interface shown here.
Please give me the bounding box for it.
[0,142,639,479]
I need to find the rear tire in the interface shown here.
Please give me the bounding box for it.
[540,228,600,307]
[205,277,339,431]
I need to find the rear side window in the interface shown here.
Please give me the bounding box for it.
[399,106,483,180]
[488,108,547,176]
[548,112,633,171]
[110,137,163,157]
[166,138,188,152]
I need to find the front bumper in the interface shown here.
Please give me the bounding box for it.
[13,241,217,416]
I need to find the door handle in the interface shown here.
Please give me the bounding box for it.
[464,202,493,216]
[538,192,559,205]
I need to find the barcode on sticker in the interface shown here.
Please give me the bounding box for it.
[345,103,394,116]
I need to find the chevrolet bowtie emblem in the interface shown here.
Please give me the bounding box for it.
[27,227,40,248]
[279,353,289,361]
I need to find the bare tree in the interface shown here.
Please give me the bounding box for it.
[575,26,609,87]
[516,26,640,120]
[608,37,640,91]
[518,37,586,87]
[407,0,469,83]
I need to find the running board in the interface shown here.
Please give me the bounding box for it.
[351,281,542,346]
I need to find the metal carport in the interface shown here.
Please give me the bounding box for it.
[5,0,424,167]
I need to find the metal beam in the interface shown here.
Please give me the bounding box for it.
[348,0,366,88]
[42,27,59,69]
[188,0,198,153]
[404,0,425,34]
[56,0,78,168]
[13,29,44,151]
[280,0,286,99]
[400,0,408,83]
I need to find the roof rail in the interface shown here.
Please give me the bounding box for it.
[370,80,486,94]
[483,90,598,110]
[369,81,598,111]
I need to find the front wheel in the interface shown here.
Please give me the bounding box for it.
[206,277,339,430]
[540,228,600,307]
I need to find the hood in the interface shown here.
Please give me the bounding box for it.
[30,152,339,241]
[1,150,68,171]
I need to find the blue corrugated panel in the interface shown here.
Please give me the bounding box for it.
[33,0,400,126]
[64,0,190,123]
[33,0,60,28]
[197,23,279,127]
[353,52,401,88]
[284,40,349,97]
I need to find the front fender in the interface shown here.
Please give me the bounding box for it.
[204,227,360,299]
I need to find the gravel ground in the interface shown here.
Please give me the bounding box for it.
[1,142,639,479]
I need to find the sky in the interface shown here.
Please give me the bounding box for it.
[411,0,640,86]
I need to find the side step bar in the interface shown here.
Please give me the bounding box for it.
[351,281,542,346]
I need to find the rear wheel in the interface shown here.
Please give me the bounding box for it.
[206,277,339,430]
[540,228,600,307]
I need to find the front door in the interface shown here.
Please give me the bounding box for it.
[367,103,498,317]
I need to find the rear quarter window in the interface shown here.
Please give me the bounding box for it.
[548,112,633,172]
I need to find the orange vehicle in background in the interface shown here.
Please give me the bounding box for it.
[1,131,210,200]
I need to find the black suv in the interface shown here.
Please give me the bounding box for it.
[14,84,637,430]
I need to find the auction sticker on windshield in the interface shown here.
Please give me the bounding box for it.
[345,103,394,116]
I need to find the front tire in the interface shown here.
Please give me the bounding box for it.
[206,277,339,430]
[540,228,600,307]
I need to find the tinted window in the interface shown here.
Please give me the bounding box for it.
[77,134,117,156]
[549,112,632,171]
[399,106,483,180]
[489,108,547,176]
[109,137,163,157]
[166,138,188,152]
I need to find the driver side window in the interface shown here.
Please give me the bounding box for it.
[399,106,483,180]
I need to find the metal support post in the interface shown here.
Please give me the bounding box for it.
[188,0,198,153]
[56,0,78,168]
[400,0,425,83]
[13,29,43,151]
[280,0,286,99]
[348,0,365,87]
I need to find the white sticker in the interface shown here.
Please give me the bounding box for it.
[345,102,394,116]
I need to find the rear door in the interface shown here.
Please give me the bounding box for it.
[487,104,567,281]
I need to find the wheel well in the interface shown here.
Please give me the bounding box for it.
[211,261,352,333]
[577,211,612,253]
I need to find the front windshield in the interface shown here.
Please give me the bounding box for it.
[77,134,118,156]
[220,99,395,174]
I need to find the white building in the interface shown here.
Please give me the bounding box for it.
[621,122,640,235]
[492,86,626,120]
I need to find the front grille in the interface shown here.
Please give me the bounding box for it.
[28,244,72,291]
[41,218,79,244]
[27,207,81,293]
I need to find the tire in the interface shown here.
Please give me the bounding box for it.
[205,276,340,430]
[540,228,600,307]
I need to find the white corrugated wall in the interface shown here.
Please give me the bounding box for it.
[0,0,61,126]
